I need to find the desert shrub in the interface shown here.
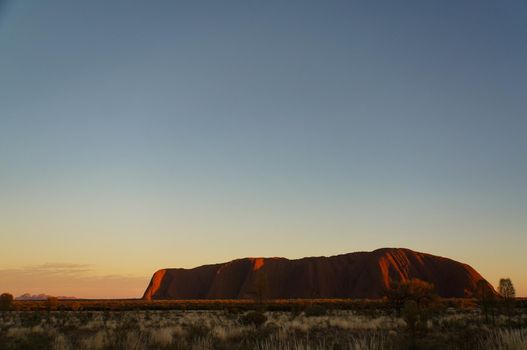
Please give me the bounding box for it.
[289,303,304,318]
[458,298,477,309]
[46,297,58,312]
[403,301,419,334]
[3,333,53,350]
[119,315,140,331]
[224,307,242,320]
[114,329,147,350]
[0,293,14,311]
[386,279,436,317]
[240,311,267,327]
[304,305,327,317]
[20,311,43,327]
[69,302,82,312]
[185,320,210,341]
[149,327,174,347]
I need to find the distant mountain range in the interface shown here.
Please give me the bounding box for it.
[15,293,77,301]
[143,248,494,300]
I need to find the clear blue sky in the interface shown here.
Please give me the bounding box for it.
[0,0,526,298]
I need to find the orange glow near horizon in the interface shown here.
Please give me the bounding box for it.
[1,248,526,299]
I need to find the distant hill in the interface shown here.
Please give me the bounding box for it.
[15,293,77,301]
[143,248,495,300]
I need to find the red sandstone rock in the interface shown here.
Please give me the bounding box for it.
[143,248,494,300]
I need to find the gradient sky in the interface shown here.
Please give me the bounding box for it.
[0,0,526,298]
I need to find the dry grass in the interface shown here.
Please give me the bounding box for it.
[479,328,527,350]
[0,304,525,349]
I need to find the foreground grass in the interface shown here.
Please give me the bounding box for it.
[0,305,526,350]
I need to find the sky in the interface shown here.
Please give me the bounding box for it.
[0,0,526,298]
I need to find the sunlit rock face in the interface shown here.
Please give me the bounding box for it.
[143,248,493,300]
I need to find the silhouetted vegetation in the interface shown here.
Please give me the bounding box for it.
[304,304,327,317]
[498,278,516,326]
[7,296,523,313]
[498,278,516,300]
[476,279,495,324]
[385,278,436,317]
[0,293,14,311]
[46,296,59,312]
[239,310,267,327]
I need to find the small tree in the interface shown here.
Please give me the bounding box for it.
[402,300,419,345]
[476,279,493,323]
[0,293,14,311]
[406,279,435,307]
[386,278,436,317]
[498,278,515,300]
[498,278,515,325]
[396,280,437,345]
[385,281,408,317]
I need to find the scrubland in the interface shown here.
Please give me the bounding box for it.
[0,301,526,350]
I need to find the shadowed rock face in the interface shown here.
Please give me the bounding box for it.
[143,248,493,300]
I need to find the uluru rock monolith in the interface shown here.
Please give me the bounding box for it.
[143,248,494,300]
